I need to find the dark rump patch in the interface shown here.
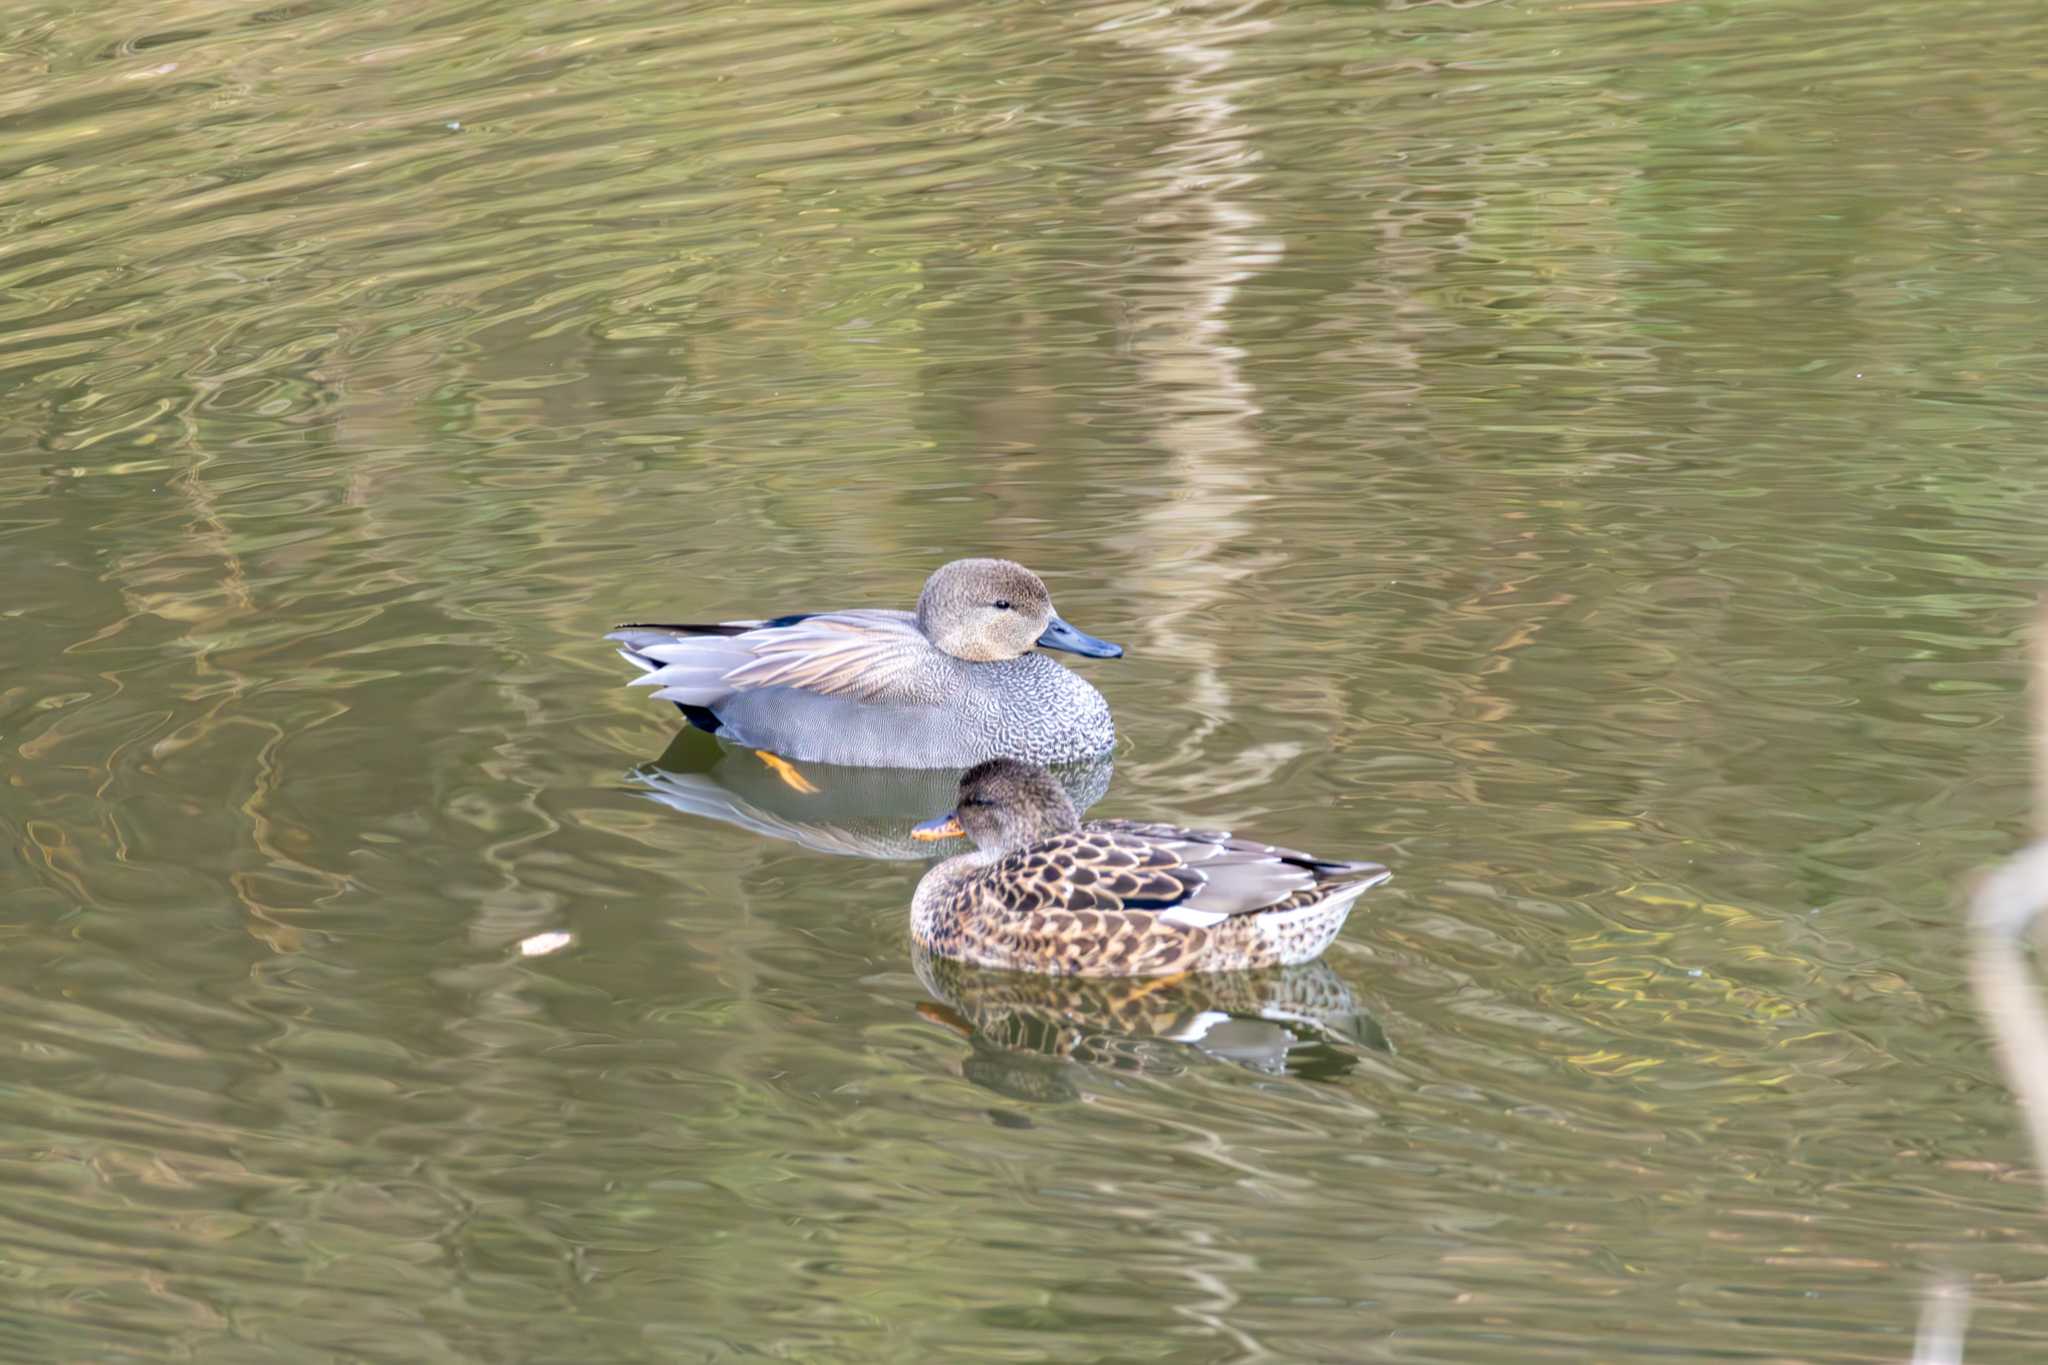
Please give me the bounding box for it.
[675,702,723,733]
[612,612,816,637]
[616,621,749,637]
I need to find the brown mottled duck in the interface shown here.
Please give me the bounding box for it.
[910,759,1390,977]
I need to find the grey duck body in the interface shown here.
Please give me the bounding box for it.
[607,560,1121,769]
[701,622,1113,767]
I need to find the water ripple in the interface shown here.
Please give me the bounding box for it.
[3,0,2048,1358]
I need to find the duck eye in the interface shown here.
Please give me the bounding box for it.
[992,599,1012,611]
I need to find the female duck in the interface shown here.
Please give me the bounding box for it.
[911,759,1390,977]
[609,559,1121,768]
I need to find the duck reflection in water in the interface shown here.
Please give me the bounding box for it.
[915,948,1390,1096]
[629,728,1112,861]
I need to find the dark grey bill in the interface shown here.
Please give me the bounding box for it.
[1035,614,1124,658]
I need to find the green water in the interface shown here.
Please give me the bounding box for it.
[5,0,2048,1358]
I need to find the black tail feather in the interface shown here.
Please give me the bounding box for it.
[614,621,754,637]
[612,612,815,637]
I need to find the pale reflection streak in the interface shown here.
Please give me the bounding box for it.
[1913,1275,1969,1365]
[322,347,579,960]
[1110,0,1290,793]
[112,426,346,950]
[1954,846,2048,1365]
[1095,8,1295,1353]
[1950,603,2048,1362]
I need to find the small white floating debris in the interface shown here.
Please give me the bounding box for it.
[518,931,573,958]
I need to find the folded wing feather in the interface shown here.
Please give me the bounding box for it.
[720,612,933,702]
[606,610,930,708]
[1039,822,1386,929]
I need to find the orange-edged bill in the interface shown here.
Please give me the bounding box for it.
[911,812,964,841]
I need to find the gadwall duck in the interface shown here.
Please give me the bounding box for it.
[910,759,1391,977]
[608,559,1121,768]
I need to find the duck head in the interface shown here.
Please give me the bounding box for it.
[915,559,1123,664]
[912,758,1081,852]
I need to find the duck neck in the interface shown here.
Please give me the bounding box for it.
[910,851,995,944]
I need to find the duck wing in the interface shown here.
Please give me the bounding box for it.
[978,829,1206,917]
[954,830,1198,976]
[955,825,1388,976]
[978,825,1378,924]
[1077,820,1390,926]
[609,609,934,707]
[1090,819,1388,875]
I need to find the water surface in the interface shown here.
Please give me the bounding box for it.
[5,0,2048,1359]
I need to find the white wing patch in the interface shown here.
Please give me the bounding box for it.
[1160,904,1233,929]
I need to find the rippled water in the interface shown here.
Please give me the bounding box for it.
[6,0,2048,1358]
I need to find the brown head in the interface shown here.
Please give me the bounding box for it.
[911,758,1083,853]
[914,558,1122,664]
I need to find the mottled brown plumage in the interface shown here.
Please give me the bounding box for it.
[910,760,1391,977]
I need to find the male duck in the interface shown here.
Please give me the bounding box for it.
[910,759,1391,977]
[609,559,1122,769]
